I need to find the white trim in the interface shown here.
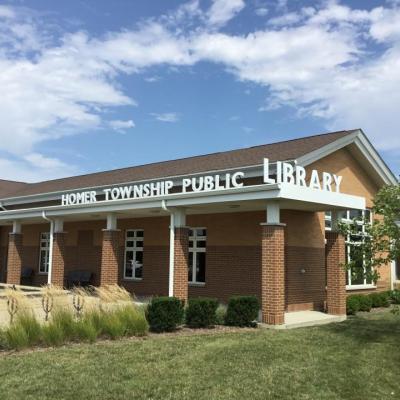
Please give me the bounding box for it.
[297,129,398,186]
[188,227,207,285]
[0,183,366,223]
[266,201,280,224]
[123,229,144,280]
[346,285,376,291]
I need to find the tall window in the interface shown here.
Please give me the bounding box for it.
[188,228,206,284]
[124,230,144,280]
[325,209,373,288]
[39,232,50,274]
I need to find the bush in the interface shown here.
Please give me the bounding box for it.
[185,298,218,328]
[357,295,372,312]
[225,296,259,327]
[346,295,360,315]
[215,304,227,325]
[0,329,7,350]
[5,323,30,350]
[369,292,390,308]
[114,305,149,337]
[147,297,184,332]
[389,290,400,304]
[14,310,42,346]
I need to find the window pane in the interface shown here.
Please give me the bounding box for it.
[136,241,144,248]
[188,241,194,249]
[135,251,143,264]
[196,228,206,237]
[126,231,135,238]
[196,252,206,283]
[349,209,362,221]
[126,241,134,248]
[196,240,206,248]
[188,252,193,281]
[136,230,144,237]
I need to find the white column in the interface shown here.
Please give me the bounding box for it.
[12,220,21,234]
[266,201,280,224]
[106,213,117,230]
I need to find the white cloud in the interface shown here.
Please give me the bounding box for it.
[207,0,245,27]
[255,7,268,17]
[150,112,180,123]
[109,119,135,133]
[1,0,400,181]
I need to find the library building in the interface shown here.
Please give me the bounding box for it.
[0,129,398,325]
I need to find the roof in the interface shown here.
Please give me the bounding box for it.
[0,130,356,199]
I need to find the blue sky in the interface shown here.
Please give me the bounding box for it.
[0,0,399,182]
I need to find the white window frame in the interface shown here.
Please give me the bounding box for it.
[188,227,206,285]
[38,232,50,274]
[325,209,375,290]
[124,229,144,280]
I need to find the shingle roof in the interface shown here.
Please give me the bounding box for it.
[0,130,356,199]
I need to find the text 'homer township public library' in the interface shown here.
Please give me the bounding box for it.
[0,129,399,325]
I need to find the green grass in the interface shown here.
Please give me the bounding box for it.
[0,311,399,400]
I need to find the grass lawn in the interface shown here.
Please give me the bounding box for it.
[0,310,399,400]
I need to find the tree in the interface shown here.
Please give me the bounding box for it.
[338,184,400,284]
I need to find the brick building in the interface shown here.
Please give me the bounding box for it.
[0,129,398,325]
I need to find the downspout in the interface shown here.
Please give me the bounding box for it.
[41,211,54,285]
[161,200,175,297]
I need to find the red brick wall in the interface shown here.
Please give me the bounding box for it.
[173,227,189,302]
[326,232,346,315]
[261,224,285,325]
[51,232,66,287]
[100,230,120,286]
[6,233,23,285]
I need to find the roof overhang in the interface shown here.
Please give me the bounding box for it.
[0,183,365,225]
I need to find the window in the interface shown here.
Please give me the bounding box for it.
[325,209,374,288]
[188,228,206,284]
[39,232,50,274]
[124,230,144,280]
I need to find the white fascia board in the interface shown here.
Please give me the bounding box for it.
[0,163,272,206]
[297,129,398,185]
[278,183,366,210]
[0,182,366,222]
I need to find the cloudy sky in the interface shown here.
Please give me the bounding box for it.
[0,0,399,182]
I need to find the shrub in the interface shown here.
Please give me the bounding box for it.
[215,304,227,325]
[0,329,7,350]
[225,296,259,327]
[14,310,42,346]
[369,292,390,308]
[185,298,218,328]
[147,297,184,332]
[41,323,65,347]
[389,290,400,304]
[114,305,149,337]
[74,319,98,343]
[346,295,360,315]
[6,323,30,350]
[357,295,372,312]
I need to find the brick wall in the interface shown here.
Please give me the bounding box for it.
[173,227,189,302]
[6,233,23,285]
[326,231,346,315]
[100,230,120,286]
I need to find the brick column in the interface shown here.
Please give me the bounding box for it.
[6,233,23,285]
[173,227,189,302]
[100,229,120,286]
[261,223,286,325]
[326,231,346,315]
[51,232,66,287]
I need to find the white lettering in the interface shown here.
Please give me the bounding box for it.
[231,172,244,188]
[263,158,275,184]
[333,174,342,193]
[322,172,333,192]
[282,162,295,184]
[295,165,306,187]
[309,170,321,190]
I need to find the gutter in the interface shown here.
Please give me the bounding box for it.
[161,199,175,297]
[41,211,54,286]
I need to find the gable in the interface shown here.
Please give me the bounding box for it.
[307,147,380,208]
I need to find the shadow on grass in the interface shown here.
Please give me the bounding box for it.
[322,310,400,344]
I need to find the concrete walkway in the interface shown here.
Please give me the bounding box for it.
[261,311,346,330]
